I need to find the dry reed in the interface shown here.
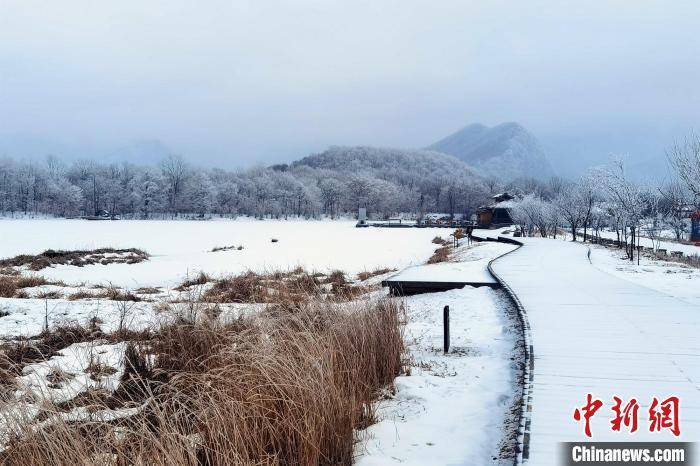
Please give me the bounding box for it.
[0,298,406,465]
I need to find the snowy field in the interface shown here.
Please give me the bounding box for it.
[0,218,525,464]
[0,219,445,288]
[356,287,522,466]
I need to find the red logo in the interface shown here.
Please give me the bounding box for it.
[649,396,681,437]
[574,394,681,437]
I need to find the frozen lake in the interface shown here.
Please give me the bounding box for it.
[0,219,446,287]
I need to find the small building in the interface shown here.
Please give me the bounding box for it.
[476,193,515,229]
[691,211,700,243]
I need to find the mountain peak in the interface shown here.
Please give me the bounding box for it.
[427,122,554,180]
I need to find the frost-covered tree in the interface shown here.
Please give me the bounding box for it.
[601,158,645,261]
[510,194,552,237]
[555,182,587,241]
[668,132,700,206]
[133,168,165,219]
[319,178,344,219]
[659,181,691,240]
[160,155,189,215]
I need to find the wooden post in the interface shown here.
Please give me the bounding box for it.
[443,305,450,353]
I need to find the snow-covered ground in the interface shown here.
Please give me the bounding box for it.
[0,298,153,338]
[385,241,514,285]
[0,219,446,288]
[590,244,700,307]
[356,243,522,466]
[19,340,126,404]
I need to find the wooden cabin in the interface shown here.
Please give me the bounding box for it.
[476,193,515,228]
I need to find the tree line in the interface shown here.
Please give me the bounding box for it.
[2,136,698,252]
[508,133,700,261]
[0,146,497,220]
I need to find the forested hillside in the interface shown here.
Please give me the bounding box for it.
[0,146,492,220]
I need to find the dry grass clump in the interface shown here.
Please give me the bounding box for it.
[0,322,102,386]
[14,276,49,288]
[203,270,320,305]
[357,267,397,281]
[67,289,95,301]
[322,270,375,301]
[427,245,451,264]
[0,298,406,465]
[174,271,210,291]
[0,248,148,271]
[200,269,374,305]
[0,275,52,298]
[95,286,142,302]
[432,236,449,246]
[45,367,75,389]
[35,290,63,299]
[211,245,244,252]
[67,286,146,302]
[0,277,16,298]
[85,357,117,382]
[646,250,700,268]
[135,287,161,295]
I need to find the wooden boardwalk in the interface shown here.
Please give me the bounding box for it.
[490,237,700,464]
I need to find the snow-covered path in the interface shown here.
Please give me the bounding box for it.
[491,237,700,464]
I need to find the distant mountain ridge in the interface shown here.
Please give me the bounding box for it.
[427,122,554,180]
[0,134,172,166]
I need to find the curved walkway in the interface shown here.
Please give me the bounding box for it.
[490,236,700,465]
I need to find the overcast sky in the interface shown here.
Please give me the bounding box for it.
[1,1,698,175]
